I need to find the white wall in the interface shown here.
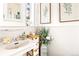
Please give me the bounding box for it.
[48,26,79,56]
[35,3,79,55]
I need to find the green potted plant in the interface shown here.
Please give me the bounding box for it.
[36,27,49,45]
[37,27,49,45]
[36,27,50,56]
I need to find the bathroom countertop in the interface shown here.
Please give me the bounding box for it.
[0,40,37,56]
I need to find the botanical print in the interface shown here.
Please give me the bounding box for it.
[40,3,51,24]
[60,3,79,22]
[44,6,48,18]
[63,3,72,16]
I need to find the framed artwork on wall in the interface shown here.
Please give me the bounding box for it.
[25,3,31,26]
[3,3,22,22]
[59,3,79,22]
[3,3,33,26]
[40,3,51,24]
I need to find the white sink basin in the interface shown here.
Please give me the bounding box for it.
[3,40,30,50]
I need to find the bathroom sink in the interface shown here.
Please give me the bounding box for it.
[3,40,30,50]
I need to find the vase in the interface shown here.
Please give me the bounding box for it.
[41,44,48,56]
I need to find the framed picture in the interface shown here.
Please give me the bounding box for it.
[59,3,79,22]
[3,3,22,22]
[3,3,33,26]
[40,3,51,24]
[25,3,31,26]
[3,3,31,21]
[25,3,31,20]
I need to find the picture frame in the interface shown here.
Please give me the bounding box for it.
[3,3,33,26]
[59,3,79,22]
[25,3,31,26]
[3,3,22,22]
[40,3,51,24]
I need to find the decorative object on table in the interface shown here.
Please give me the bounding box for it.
[3,3,22,21]
[59,3,79,22]
[40,3,51,24]
[26,32,39,40]
[36,27,50,56]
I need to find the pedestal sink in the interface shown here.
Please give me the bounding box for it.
[3,40,30,50]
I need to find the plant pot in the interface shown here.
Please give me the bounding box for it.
[41,44,48,56]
